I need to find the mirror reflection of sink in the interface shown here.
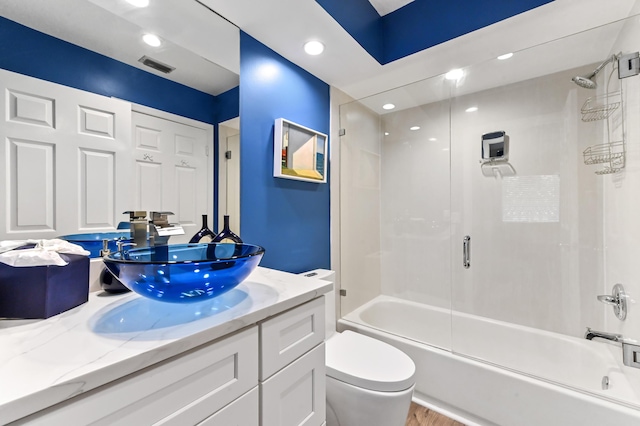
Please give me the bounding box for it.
[59,232,133,258]
[103,243,265,304]
[59,231,155,258]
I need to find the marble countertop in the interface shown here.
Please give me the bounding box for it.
[0,267,332,425]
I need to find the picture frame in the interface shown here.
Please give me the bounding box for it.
[273,118,328,183]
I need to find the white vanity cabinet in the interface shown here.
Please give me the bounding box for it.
[7,296,327,426]
[259,296,326,426]
[0,269,333,426]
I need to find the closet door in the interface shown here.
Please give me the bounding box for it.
[132,110,212,243]
[0,69,132,240]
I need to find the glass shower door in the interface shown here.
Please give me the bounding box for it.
[338,77,453,350]
[447,19,640,405]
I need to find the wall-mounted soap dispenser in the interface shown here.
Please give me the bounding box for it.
[481,131,508,162]
[480,131,515,177]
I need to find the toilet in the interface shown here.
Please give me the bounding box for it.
[302,270,416,426]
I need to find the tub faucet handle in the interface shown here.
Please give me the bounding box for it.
[597,284,627,321]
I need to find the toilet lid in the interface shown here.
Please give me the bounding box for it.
[326,330,416,392]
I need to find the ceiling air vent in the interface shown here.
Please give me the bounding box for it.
[138,56,175,74]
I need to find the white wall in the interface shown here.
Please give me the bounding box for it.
[601,12,640,341]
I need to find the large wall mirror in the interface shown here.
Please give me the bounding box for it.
[0,0,240,242]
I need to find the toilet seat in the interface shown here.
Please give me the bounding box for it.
[326,330,415,392]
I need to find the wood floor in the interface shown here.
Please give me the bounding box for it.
[406,402,466,426]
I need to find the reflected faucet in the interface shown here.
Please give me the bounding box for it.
[124,210,148,248]
[584,327,623,342]
[122,210,185,248]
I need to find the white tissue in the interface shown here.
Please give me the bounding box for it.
[0,239,90,267]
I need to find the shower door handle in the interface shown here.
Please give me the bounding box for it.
[463,236,471,269]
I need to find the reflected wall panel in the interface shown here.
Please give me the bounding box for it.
[80,149,114,229]
[8,138,55,231]
[136,161,162,212]
[176,166,196,226]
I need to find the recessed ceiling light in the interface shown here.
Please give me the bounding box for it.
[497,53,514,60]
[384,132,390,136]
[304,40,325,55]
[382,103,395,110]
[126,0,149,7]
[429,137,437,141]
[142,33,162,47]
[410,126,420,131]
[465,106,478,112]
[445,68,464,80]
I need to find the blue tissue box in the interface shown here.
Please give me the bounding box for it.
[0,253,90,319]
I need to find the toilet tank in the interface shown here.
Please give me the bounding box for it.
[300,269,336,338]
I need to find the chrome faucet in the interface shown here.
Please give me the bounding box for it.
[585,327,640,369]
[148,211,184,246]
[584,327,623,342]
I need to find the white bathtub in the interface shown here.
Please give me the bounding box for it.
[340,295,640,426]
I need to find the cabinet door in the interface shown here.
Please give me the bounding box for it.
[260,296,325,379]
[0,69,132,240]
[260,343,326,426]
[132,111,212,242]
[196,387,259,426]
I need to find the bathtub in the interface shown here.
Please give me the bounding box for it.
[339,295,640,426]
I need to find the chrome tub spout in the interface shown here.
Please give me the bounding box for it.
[584,327,623,342]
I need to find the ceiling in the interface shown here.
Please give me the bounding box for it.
[0,0,639,102]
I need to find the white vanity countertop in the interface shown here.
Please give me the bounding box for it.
[0,266,332,424]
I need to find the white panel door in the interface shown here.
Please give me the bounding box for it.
[0,69,132,240]
[132,110,212,243]
[217,119,240,235]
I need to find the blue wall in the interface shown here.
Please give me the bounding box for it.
[239,32,330,273]
[317,0,554,64]
[0,16,237,125]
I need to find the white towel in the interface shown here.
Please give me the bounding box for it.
[0,239,90,267]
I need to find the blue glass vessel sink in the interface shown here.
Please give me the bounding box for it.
[60,232,133,258]
[103,243,265,303]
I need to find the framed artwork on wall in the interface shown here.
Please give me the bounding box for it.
[273,118,327,183]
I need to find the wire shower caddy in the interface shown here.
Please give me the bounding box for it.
[581,64,625,175]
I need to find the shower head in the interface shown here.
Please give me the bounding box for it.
[572,75,597,89]
[572,54,619,89]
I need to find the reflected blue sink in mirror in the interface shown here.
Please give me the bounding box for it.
[103,243,265,303]
[60,232,133,258]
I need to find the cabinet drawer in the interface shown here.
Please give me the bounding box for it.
[260,343,326,426]
[13,326,258,426]
[260,296,325,379]
[197,387,259,426]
